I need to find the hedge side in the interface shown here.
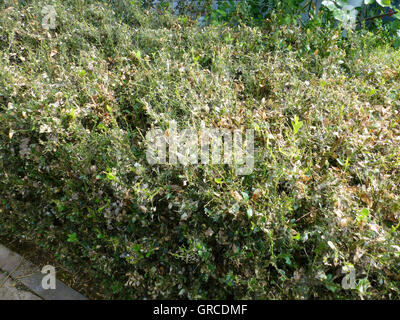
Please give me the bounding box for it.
[1,0,400,298]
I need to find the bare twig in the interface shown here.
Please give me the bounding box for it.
[0,259,23,288]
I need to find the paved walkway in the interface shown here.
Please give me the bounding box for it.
[0,272,42,300]
[0,244,87,300]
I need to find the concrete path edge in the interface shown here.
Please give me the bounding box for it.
[0,244,87,300]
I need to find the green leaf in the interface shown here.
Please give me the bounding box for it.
[217,9,227,17]
[322,0,337,11]
[357,208,370,223]
[282,254,292,266]
[67,232,78,243]
[291,115,303,135]
[376,0,391,7]
[134,50,141,60]
[106,171,116,181]
[325,283,338,293]
[337,0,349,6]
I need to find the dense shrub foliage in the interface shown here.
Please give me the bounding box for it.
[1,0,400,299]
